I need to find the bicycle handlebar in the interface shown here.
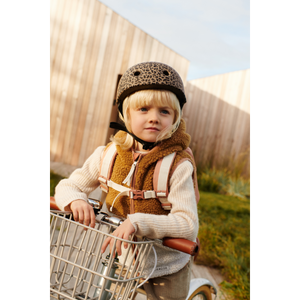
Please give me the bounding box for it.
[50,197,199,256]
[50,197,60,210]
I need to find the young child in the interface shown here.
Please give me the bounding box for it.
[55,62,199,300]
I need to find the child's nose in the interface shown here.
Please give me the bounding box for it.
[149,110,160,122]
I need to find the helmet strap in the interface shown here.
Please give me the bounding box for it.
[110,122,157,150]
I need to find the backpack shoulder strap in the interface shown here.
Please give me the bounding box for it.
[153,152,177,210]
[185,147,200,204]
[98,143,118,193]
[171,147,200,204]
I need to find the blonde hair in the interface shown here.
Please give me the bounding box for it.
[111,90,182,150]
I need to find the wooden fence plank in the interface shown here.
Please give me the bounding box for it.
[149,39,159,62]
[52,0,84,162]
[102,16,129,144]
[50,0,73,132]
[120,21,136,74]
[76,4,115,166]
[141,34,153,62]
[61,0,104,163]
[127,27,141,68]
[60,0,97,164]
[50,0,190,167]
[184,70,250,174]
[50,0,81,161]
[68,0,101,165]
[83,12,125,163]
[78,8,119,164]
[134,30,147,64]
[47,0,59,95]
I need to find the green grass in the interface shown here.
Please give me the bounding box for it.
[50,171,65,196]
[196,191,250,300]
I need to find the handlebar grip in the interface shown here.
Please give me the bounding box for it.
[162,237,200,256]
[50,196,60,210]
[50,197,102,213]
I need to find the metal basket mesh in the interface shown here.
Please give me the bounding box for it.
[50,211,153,300]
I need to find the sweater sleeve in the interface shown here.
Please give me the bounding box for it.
[54,146,105,211]
[128,160,199,241]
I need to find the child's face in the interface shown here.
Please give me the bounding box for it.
[129,103,175,146]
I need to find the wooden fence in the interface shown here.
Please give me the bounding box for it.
[50,0,190,167]
[183,69,250,176]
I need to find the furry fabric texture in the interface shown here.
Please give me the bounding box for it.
[105,119,196,218]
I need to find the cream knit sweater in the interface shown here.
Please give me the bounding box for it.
[55,145,199,278]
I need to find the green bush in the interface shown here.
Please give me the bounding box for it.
[50,171,65,196]
[198,167,250,199]
[225,177,250,199]
[198,168,229,193]
[198,173,221,193]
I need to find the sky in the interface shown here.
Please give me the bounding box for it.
[98,0,250,81]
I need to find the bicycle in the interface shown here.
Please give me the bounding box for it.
[50,197,217,300]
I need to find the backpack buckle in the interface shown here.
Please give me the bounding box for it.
[130,190,157,199]
[130,190,145,200]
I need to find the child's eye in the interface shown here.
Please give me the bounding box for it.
[161,109,170,114]
[139,107,148,112]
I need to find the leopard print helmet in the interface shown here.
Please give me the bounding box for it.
[116,62,186,116]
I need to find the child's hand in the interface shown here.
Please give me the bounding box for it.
[101,219,135,256]
[69,199,96,228]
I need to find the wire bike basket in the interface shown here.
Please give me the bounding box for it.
[50,211,155,300]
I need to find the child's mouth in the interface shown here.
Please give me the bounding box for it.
[145,127,159,131]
